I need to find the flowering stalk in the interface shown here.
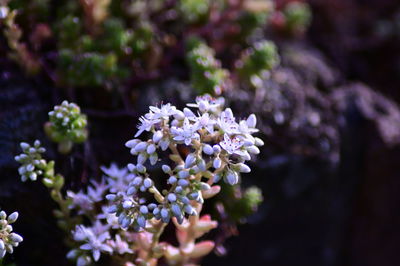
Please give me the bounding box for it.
[44,100,88,154]
[14,141,77,234]
[0,209,23,259]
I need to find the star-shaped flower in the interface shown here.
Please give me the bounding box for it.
[196,112,216,133]
[219,134,246,156]
[217,108,239,135]
[172,118,200,146]
[149,103,177,120]
[134,116,160,137]
[187,95,224,113]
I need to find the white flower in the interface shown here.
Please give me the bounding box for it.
[149,103,177,120]
[187,95,224,113]
[196,112,216,133]
[217,108,239,135]
[171,118,200,146]
[219,134,246,156]
[135,116,160,137]
[67,191,94,214]
[101,163,128,179]
[97,206,120,229]
[238,120,259,135]
[108,234,133,255]
[102,164,134,193]
[87,179,109,202]
[73,224,113,262]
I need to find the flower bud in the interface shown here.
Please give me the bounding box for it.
[177,179,189,187]
[125,139,140,148]
[167,193,177,202]
[134,142,148,152]
[185,154,196,168]
[203,144,214,155]
[247,114,257,128]
[106,194,117,201]
[7,212,18,224]
[162,165,171,173]
[225,170,239,185]
[153,131,163,143]
[254,137,264,146]
[213,158,222,169]
[143,178,153,188]
[123,200,133,209]
[170,204,181,217]
[168,176,177,184]
[139,206,149,214]
[247,145,260,154]
[127,186,137,196]
[9,233,23,243]
[178,170,189,179]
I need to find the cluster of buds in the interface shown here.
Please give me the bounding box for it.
[44,100,88,154]
[236,40,279,87]
[187,39,229,95]
[14,140,46,182]
[107,94,263,234]
[0,210,23,258]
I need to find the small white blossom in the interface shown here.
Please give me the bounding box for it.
[108,234,133,255]
[73,223,113,262]
[196,112,216,133]
[135,116,160,137]
[67,191,94,214]
[219,134,245,156]
[172,118,200,146]
[187,95,224,113]
[217,108,239,135]
[149,103,177,119]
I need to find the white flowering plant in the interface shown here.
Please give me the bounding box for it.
[0,209,23,259]
[14,95,264,265]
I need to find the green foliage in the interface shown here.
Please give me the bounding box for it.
[57,16,82,49]
[218,184,263,222]
[129,22,154,56]
[57,49,127,88]
[236,40,279,86]
[186,38,228,94]
[178,0,210,23]
[283,1,312,34]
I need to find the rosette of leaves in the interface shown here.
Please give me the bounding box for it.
[44,101,88,154]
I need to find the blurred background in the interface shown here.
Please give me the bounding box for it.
[1,0,400,265]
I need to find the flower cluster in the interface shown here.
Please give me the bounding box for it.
[236,40,279,86]
[187,39,229,95]
[0,210,23,258]
[14,140,46,182]
[44,100,88,154]
[67,222,113,265]
[14,96,264,265]
[107,94,264,232]
[65,164,136,265]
